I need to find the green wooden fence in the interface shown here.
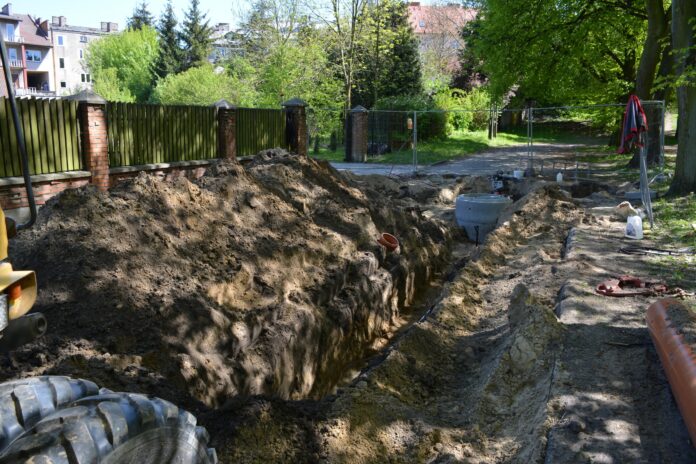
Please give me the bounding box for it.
[107,102,218,167]
[0,97,81,177]
[236,108,288,157]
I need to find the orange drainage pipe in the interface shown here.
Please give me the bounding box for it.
[647,298,696,445]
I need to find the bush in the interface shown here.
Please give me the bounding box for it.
[152,66,255,106]
[433,87,492,133]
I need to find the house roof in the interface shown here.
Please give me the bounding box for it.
[407,3,477,36]
[17,14,52,47]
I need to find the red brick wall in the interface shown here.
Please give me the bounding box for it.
[80,104,110,192]
[0,176,91,210]
[109,164,210,188]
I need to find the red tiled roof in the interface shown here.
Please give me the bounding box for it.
[407,3,477,36]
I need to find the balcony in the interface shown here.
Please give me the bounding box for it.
[5,35,24,44]
[9,59,23,68]
[15,87,55,97]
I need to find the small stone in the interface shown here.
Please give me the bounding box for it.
[356,380,368,389]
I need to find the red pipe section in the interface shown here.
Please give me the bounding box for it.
[646,298,696,445]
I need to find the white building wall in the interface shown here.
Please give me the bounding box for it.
[51,30,99,96]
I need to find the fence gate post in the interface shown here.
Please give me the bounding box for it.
[68,90,109,191]
[282,98,308,156]
[214,99,237,160]
[347,106,368,163]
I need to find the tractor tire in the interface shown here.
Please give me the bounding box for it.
[0,376,99,453]
[0,390,217,464]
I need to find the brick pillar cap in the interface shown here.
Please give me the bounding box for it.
[213,99,236,109]
[350,105,368,113]
[65,89,107,104]
[282,98,307,107]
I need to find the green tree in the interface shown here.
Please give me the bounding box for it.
[152,65,256,106]
[668,3,696,194]
[180,0,214,71]
[127,1,154,30]
[233,0,342,108]
[86,26,159,102]
[353,0,422,108]
[154,0,182,79]
[467,0,649,105]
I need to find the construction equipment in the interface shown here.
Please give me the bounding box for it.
[0,29,216,464]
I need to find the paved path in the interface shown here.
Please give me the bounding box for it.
[330,143,588,177]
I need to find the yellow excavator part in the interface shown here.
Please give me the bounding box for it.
[0,207,7,261]
[0,208,37,320]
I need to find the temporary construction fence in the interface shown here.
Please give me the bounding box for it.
[333,101,667,177]
[306,108,346,159]
[0,97,81,176]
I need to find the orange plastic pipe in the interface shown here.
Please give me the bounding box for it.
[646,298,696,445]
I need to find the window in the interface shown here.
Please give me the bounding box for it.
[59,58,64,68]
[25,50,42,62]
[6,24,14,40]
[57,35,64,46]
[60,81,66,88]
[81,73,91,83]
[8,48,17,61]
[79,49,83,59]
[418,20,426,28]
[79,35,87,43]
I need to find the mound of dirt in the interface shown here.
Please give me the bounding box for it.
[3,150,452,409]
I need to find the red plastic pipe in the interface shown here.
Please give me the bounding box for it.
[646,298,696,445]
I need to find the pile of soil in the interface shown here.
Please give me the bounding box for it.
[2,150,452,411]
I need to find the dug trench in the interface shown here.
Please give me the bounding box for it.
[0,152,487,430]
[214,180,589,463]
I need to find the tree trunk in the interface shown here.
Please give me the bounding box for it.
[668,0,696,194]
[628,0,669,168]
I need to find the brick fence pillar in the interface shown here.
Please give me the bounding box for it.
[68,90,109,191]
[282,98,307,156]
[214,99,237,160]
[347,105,368,163]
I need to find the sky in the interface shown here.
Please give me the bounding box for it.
[12,0,252,30]
[14,0,441,31]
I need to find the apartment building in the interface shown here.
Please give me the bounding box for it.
[0,3,55,97]
[50,16,118,96]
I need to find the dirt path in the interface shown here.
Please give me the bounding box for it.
[544,208,696,462]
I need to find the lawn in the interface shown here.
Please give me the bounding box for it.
[311,130,531,165]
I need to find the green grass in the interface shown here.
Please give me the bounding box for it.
[652,193,696,248]
[366,131,527,165]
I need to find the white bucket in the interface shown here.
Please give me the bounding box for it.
[625,215,643,240]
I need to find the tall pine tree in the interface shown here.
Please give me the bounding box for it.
[380,1,422,99]
[154,0,182,79]
[127,1,154,30]
[180,0,214,71]
[352,0,422,108]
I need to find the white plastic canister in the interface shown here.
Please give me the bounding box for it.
[625,215,643,240]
